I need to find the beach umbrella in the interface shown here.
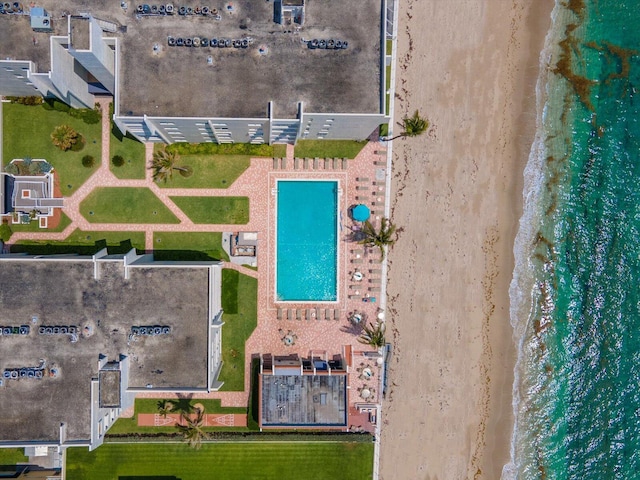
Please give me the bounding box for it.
[352,204,371,222]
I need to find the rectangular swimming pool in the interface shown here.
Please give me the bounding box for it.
[276,180,338,302]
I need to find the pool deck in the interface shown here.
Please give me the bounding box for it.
[6,99,388,428]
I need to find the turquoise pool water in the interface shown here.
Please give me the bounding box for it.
[276,180,338,301]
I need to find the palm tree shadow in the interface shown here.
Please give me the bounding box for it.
[170,393,195,414]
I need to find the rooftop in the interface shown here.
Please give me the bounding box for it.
[0,260,211,443]
[261,374,347,427]
[0,0,382,118]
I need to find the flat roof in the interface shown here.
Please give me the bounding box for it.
[261,374,347,427]
[0,0,382,119]
[0,260,210,443]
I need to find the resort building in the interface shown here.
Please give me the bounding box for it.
[0,0,392,144]
[0,251,224,451]
[0,160,64,227]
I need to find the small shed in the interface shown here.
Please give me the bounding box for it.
[30,7,52,32]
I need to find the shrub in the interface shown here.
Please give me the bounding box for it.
[69,107,101,124]
[51,125,80,151]
[22,157,32,167]
[53,100,71,113]
[166,142,274,157]
[39,161,53,173]
[82,155,96,168]
[0,223,12,242]
[4,163,19,175]
[112,155,125,167]
[69,135,86,152]
[28,162,42,175]
[6,96,43,106]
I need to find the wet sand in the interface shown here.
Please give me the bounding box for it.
[380,1,554,479]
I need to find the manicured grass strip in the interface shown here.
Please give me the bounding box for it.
[157,155,250,189]
[153,232,229,262]
[166,142,273,157]
[220,270,257,391]
[171,196,249,224]
[386,38,393,55]
[11,229,145,255]
[107,398,245,435]
[272,144,287,158]
[80,187,179,224]
[1,212,72,239]
[0,448,28,465]
[2,103,102,195]
[294,140,367,159]
[110,125,146,179]
[66,442,374,480]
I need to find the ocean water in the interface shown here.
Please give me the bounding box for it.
[507,1,640,479]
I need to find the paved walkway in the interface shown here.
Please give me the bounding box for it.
[6,97,390,411]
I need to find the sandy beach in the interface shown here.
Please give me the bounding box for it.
[380,1,553,479]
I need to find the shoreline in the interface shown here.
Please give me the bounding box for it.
[380,1,554,479]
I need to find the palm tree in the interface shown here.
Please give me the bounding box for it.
[175,408,207,449]
[149,148,192,184]
[51,125,80,151]
[157,399,173,419]
[358,322,386,348]
[358,218,397,260]
[388,110,429,140]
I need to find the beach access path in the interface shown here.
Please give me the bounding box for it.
[379,1,554,479]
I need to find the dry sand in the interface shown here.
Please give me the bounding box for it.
[380,1,553,479]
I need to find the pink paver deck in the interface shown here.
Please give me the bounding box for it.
[138,413,247,428]
[6,98,388,427]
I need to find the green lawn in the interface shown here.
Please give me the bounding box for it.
[80,188,179,224]
[386,38,393,55]
[220,269,257,391]
[11,229,145,255]
[110,125,146,179]
[107,398,246,435]
[156,155,250,189]
[171,196,249,224]
[0,448,28,465]
[1,212,72,240]
[386,65,392,115]
[272,144,287,158]
[66,443,373,480]
[153,232,229,262]
[294,140,367,159]
[2,103,102,195]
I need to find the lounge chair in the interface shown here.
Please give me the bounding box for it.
[357,177,370,182]
[277,308,283,320]
[333,309,340,320]
[314,157,319,169]
[374,150,387,155]
[351,249,364,255]
[349,294,362,300]
[351,259,364,264]
[356,185,369,191]
[296,309,302,320]
[315,308,321,319]
[369,269,381,275]
[368,287,381,292]
[369,278,381,284]
[281,158,288,169]
[294,158,300,169]
[325,309,331,320]
[333,158,339,169]
[349,284,360,290]
[324,158,330,169]
[305,308,311,320]
[273,158,278,169]
[342,158,348,170]
[286,308,292,320]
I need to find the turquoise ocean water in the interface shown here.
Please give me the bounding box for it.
[276,181,337,301]
[507,1,640,479]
